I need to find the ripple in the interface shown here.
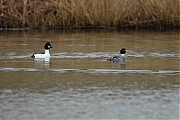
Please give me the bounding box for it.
[86,69,153,74]
[149,52,179,57]
[51,52,111,59]
[0,51,179,59]
[127,50,180,58]
[153,70,180,74]
[0,88,179,119]
[0,67,40,72]
[19,44,29,46]
[1,67,178,75]
[52,51,180,59]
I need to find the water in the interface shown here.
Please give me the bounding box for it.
[0,30,179,119]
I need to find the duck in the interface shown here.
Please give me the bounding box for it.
[31,42,53,58]
[108,48,126,64]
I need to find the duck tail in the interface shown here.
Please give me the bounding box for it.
[31,55,35,58]
[107,57,113,61]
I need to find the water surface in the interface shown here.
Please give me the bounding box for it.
[0,30,179,119]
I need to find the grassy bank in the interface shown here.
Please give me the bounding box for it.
[0,0,179,29]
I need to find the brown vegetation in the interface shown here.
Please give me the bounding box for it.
[0,0,179,29]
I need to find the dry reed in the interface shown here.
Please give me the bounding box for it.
[0,0,179,29]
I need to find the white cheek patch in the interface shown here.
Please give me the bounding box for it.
[48,45,50,48]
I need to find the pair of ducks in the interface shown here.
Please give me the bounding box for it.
[31,42,126,64]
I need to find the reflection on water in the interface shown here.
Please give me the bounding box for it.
[34,58,50,68]
[120,64,126,69]
[0,70,179,119]
[0,86,179,119]
[0,30,179,119]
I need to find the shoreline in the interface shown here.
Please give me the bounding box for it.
[0,26,179,31]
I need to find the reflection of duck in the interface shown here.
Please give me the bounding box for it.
[34,58,50,68]
[31,42,53,58]
[108,48,126,64]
